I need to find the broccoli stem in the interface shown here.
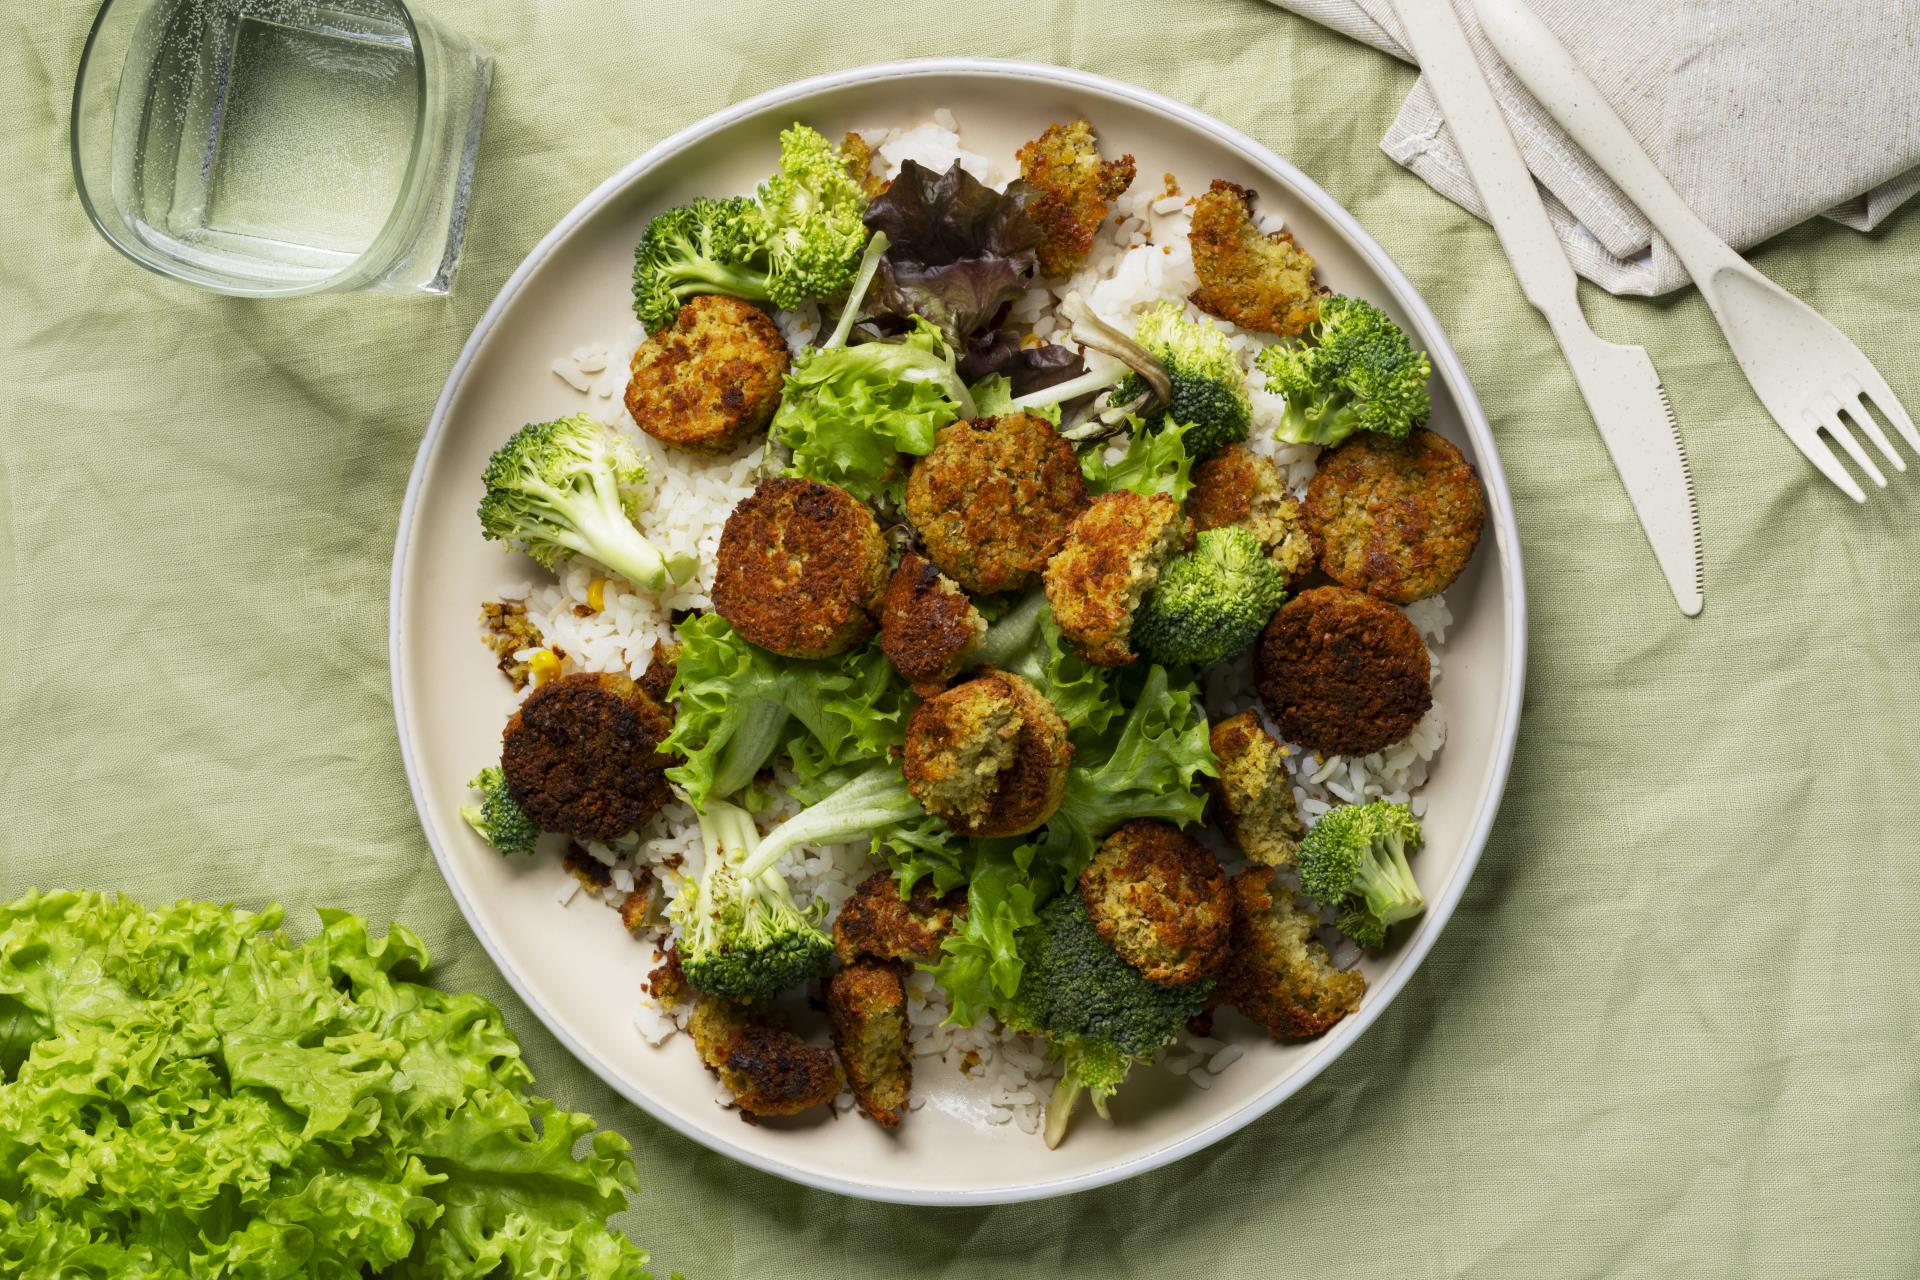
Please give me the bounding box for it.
[709,701,793,800]
[545,467,694,590]
[1043,1072,1084,1150]
[821,231,890,351]
[740,767,923,879]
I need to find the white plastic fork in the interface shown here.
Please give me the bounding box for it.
[1475,0,1920,503]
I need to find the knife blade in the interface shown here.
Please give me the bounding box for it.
[1387,0,1703,615]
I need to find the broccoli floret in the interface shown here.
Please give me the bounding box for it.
[630,195,771,331]
[1132,526,1287,667]
[1255,295,1432,446]
[1113,303,1252,459]
[478,414,697,591]
[1004,894,1211,1147]
[461,766,539,856]
[755,124,873,311]
[1295,800,1426,948]
[673,799,835,1004]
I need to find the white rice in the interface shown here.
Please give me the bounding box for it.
[491,109,1458,1138]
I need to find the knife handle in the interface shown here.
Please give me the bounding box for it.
[1389,0,1580,324]
[1471,0,1747,281]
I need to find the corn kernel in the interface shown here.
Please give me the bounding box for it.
[586,578,607,612]
[528,649,562,686]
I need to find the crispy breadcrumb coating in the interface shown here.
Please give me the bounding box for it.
[833,871,966,965]
[826,959,912,1127]
[1189,179,1322,337]
[1207,711,1305,867]
[1222,867,1365,1039]
[480,600,545,689]
[1017,119,1138,277]
[689,996,842,1119]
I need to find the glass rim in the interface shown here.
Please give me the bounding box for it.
[69,0,437,298]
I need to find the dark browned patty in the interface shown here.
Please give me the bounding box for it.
[501,671,673,843]
[1079,819,1232,987]
[689,998,842,1119]
[906,413,1089,595]
[625,294,790,455]
[879,551,984,696]
[825,959,911,1128]
[1304,428,1486,604]
[833,871,966,964]
[1255,586,1431,757]
[711,477,889,659]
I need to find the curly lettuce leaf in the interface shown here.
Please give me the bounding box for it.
[664,613,911,807]
[1081,418,1197,502]
[0,890,652,1278]
[771,318,967,503]
[1039,664,1219,874]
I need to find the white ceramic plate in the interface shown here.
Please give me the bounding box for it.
[391,58,1526,1205]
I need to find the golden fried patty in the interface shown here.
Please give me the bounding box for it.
[1255,586,1431,758]
[625,294,790,455]
[1079,819,1232,987]
[1189,179,1322,337]
[689,997,842,1119]
[903,670,1071,838]
[1188,445,1318,585]
[833,871,966,965]
[712,477,889,659]
[1043,490,1191,668]
[906,413,1089,595]
[825,960,911,1128]
[1303,427,1486,604]
[1017,119,1138,278]
[501,670,673,844]
[1221,867,1365,1039]
[879,551,986,696]
[1207,711,1306,868]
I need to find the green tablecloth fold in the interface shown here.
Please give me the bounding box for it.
[3,2,1916,1276]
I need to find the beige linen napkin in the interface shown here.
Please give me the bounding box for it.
[1269,0,1920,295]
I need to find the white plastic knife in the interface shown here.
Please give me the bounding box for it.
[1387,0,1704,615]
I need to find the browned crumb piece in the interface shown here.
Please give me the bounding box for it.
[1189,178,1322,337]
[1161,172,1181,199]
[639,640,679,705]
[1207,711,1306,868]
[480,600,544,689]
[825,960,911,1128]
[842,131,888,199]
[833,871,965,965]
[647,945,689,1006]
[1222,867,1365,1039]
[561,842,612,891]
[615,878,652,936]
[1016,120,1138,277]
[1079,819,1232,986]
[689,996,842,1119]
[879,552,987,697]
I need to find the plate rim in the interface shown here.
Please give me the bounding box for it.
[390,55,1528,1206]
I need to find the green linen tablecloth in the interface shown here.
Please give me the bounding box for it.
[4,2,1917,1274]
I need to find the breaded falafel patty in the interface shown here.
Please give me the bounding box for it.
[1207,711,1306,868]
[1016,119,1138,278]
[1080,819,1232,987]
[1304,427,1486,604]
[825,960,912,1128]
[1255,586,1431,757]
[879,551,986,696]
[906,413,1089,595]
[1188,445,1318,585]
[500,670,674,844]
[1044,490,1192,667]
[625,294,791,455]
[1222,867,1365,1039]
[689,996,842,1118]
[1188,179,1322,337]
[903,670,1071,838]
[833,871,966,965]
[712,477,889,659]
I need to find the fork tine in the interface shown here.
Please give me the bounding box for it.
[1855,365,1920,454]
[1821,413,1886,490]
[1798,426,1868,502]
[1842,396,1905,472]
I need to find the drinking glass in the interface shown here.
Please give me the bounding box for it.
[71,0,492,297]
